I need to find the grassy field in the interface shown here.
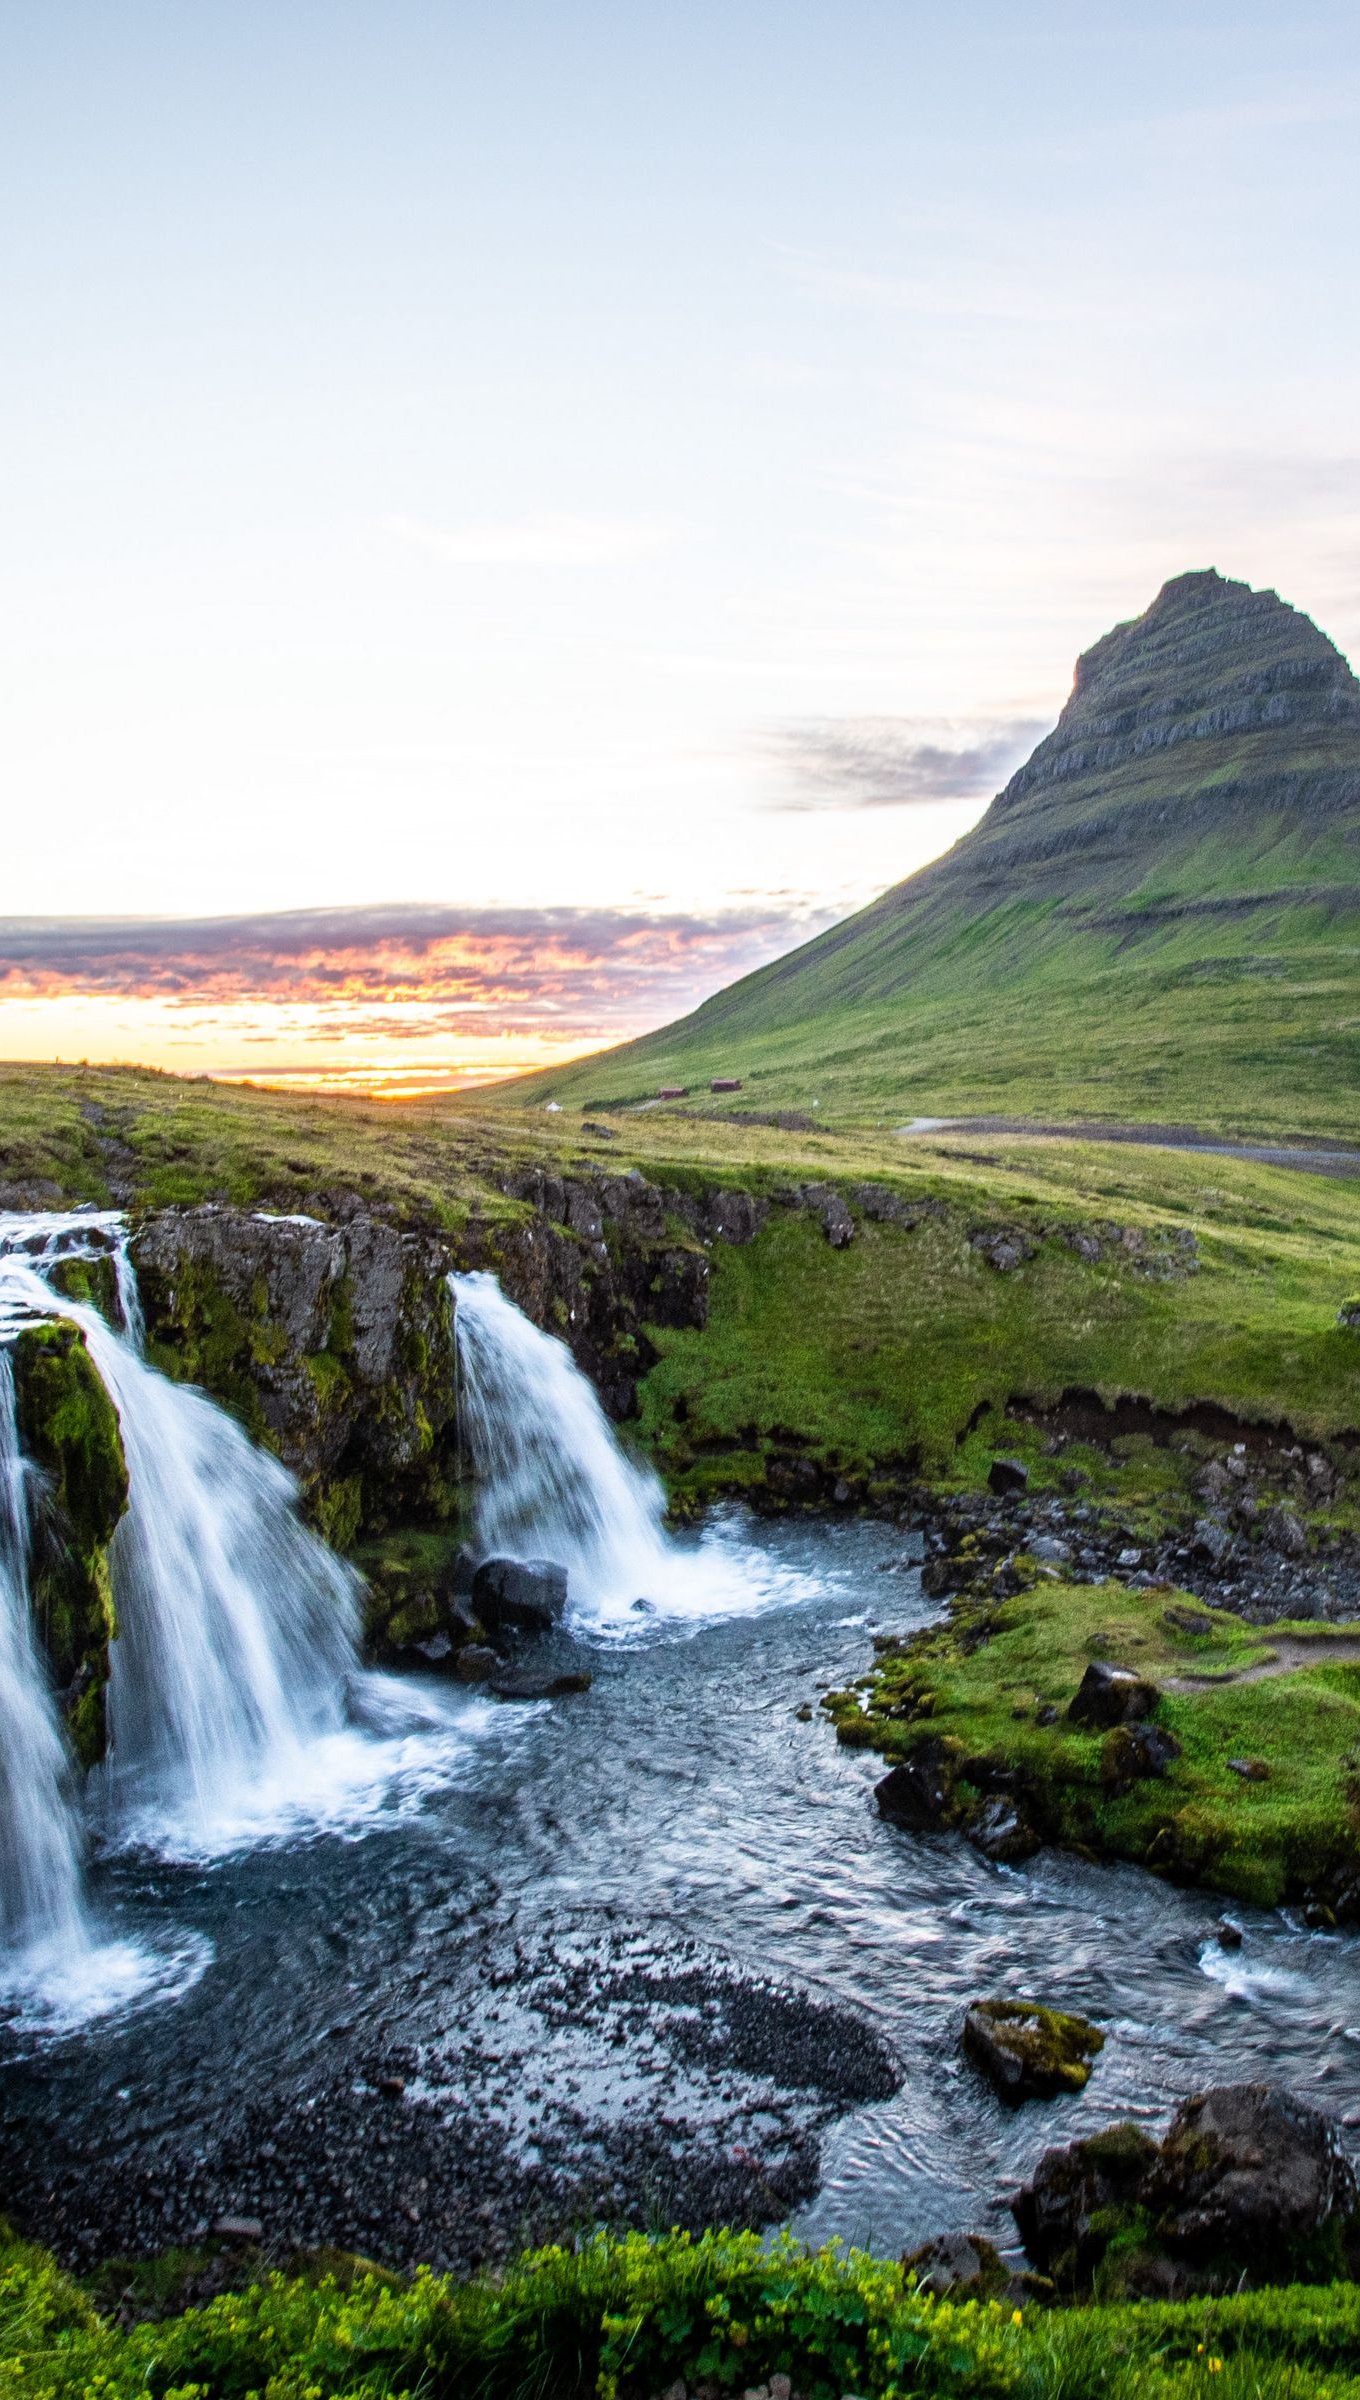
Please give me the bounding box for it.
[3,1065,1360,1531]
[827,1582,1360,1911]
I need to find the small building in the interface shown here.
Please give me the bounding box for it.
[657,1084,688,1099]
[710,1077,743,1093]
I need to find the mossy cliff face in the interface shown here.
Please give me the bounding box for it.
[10,1320,129,1767]
[131,1177,723,1546]
[133,1208,457,1547]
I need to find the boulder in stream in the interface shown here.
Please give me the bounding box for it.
[963,1998,1105,2103]
[471,1555,569,1639]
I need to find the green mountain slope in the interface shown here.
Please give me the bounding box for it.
[513,571,1360,1136]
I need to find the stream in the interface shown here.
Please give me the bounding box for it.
[4,1509,1359,2273]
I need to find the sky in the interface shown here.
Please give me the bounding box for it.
[2,1,1358,1091]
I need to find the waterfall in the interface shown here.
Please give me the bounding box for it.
[450,1270,790,1634]
[0,1351,89,1961]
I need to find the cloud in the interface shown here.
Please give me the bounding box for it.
[380,512,676,567]
[762,716,1048,811]
[0,900,834,1042]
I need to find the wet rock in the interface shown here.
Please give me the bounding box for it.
[963,1999,1105,2104]
[471,1557,568,1639]
[490,1668,593,1701]
[1067,1659,1161,1729]
[874,1737,958,1830]
[454,1645,502,1681]
[988,1456,1030,1496]
[902,2229,1010,2299]
[968,1797,1041,1864]
[1216,1918,1244,1949]
[11,1319,129,1766]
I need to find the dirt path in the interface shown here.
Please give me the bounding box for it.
[1168,1634,1360,1691]
[895,1117,1360,1181]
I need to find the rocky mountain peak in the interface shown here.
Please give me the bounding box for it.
[994,570,1360,818]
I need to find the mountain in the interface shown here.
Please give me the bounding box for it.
[518,571,1360,1137]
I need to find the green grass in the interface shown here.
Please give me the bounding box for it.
[4,1066,1360,1536]
[7,2222,1360,2400]
[831,1582,1360,1910]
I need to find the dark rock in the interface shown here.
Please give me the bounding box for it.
[1067,1659,1161,1729]
[971,1228,1036,1273]
[963,1999,1105,2104]
[705,1188,764,1245]
[920,1556,957,1597]
[1100,1723,1182,1788]
[1013,2084,1360,2295]
[1227,1757,1270,1781]
[454,1645,501,1682]
[803,1184,855,1248]
[902,2229,1010,2300]
[1216,1918,1244,1949]
[1337,1299,1360,1332]
[988,1456,1030,1496]
[1151,2084,1359,2275]
[11,1319,129,1766]
[490,1668,593,1701]
[211,2216,264,2244]
[874,1737,959,1830]
[969,1797,1041,1864]
[471,1557,568,1639]
[1163,1605,1218,1638]
[1012,2121,1161,2283]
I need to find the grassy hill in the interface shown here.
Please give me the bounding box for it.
[508,571,1360,1136]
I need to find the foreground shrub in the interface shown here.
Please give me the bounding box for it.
[3,2222,1360,2400]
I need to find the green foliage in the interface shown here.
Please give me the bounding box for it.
[6,2226,1360,2400]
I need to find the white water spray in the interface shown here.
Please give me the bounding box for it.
[450,1270,805,1634]
[0,1351,88,1959]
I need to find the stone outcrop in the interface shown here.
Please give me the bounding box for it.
[1013,2084,1360,2297]
[129,1170,734,1544]
[10,1320,129,1765]
[134,1207,457,1547]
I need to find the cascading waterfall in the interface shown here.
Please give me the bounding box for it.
[450,1270,796,1633]
[0,1213,475,2019]
[0,1351,89,1963]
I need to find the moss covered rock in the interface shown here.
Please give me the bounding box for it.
[963,1997,1105,2103]
[11,1320,128,1766]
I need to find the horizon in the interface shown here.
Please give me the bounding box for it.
[4,2,1360,1091]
